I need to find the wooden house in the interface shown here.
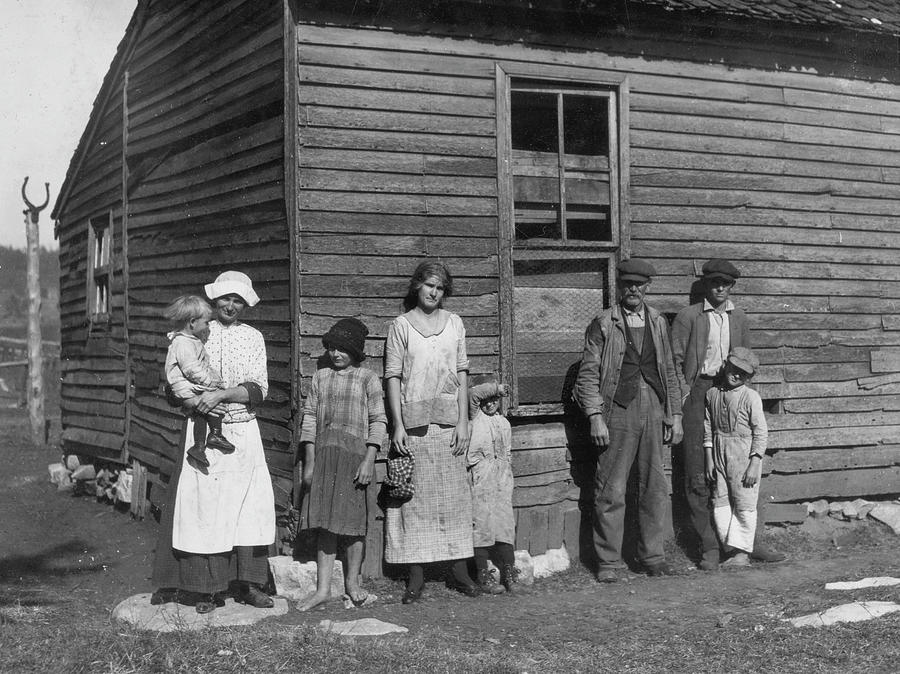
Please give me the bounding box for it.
[53,0,900,574]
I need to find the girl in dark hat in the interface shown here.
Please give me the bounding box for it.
[297,318,388,610]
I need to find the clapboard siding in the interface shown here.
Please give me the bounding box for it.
[55,63,128,461]
[56,1,292,516]
[295,18,900,563]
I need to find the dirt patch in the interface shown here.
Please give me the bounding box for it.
[4,406,900,672]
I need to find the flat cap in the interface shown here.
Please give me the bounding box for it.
[702,259,740,282]
[727,346,759,376]
[617,258,656,283]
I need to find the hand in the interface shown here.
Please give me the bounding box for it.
[392,426,410,456]
[742,457,762,488]
[497,384,510,397]
[451,421,470,456]
[666,417,684,445]
[354,457,375,486]
[705,464,716,484]
[301,461,314,487]
[195,389,226,415]
[589,415,609,447]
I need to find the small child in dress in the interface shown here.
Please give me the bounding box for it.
[298,318,387,611]
[163,295,234,468]
[467,378,519,594]
[703,346,769,568]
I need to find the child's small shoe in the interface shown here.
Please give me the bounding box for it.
[206,431,235,453]
[500,564,520,594]
[477,568,505,595]
[186,443,210,467]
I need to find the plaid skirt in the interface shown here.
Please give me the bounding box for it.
[384,424,474,564]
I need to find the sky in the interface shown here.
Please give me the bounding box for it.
[0,0,137,250]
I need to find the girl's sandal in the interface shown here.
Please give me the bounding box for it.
[342,591,376,609]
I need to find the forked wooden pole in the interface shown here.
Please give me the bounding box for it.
[21,177,50,445]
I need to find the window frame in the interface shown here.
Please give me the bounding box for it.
[86,211,113,326]
[496,65,631,416]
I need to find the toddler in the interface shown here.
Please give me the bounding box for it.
[468,379,518,594]
[298,318,387,611]
[163,295,234,468]
[703,346,769,567]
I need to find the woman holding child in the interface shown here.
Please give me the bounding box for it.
[384,261,481,603]
[151,270,276,614]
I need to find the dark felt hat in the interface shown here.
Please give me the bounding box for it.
[727,346,759,376]
[323,318,369,362]
[617,258,656,283]
[702,259,741,283]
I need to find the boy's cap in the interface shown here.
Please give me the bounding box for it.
[323,317,368,362]
[702,259,741,282]
[617,258,656,283]
[727,346,759,376]
[204,270,260,306]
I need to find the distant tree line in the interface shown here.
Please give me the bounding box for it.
[0,245,60,339]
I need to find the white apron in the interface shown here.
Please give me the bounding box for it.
[172,416,275,554]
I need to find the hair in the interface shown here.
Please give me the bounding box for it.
[163,294,214,326]
[402,261,454,311]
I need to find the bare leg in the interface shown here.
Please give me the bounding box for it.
[343,536,365,602]
[297,530,336,611]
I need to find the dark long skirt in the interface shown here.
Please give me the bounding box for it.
[151,419,269,594]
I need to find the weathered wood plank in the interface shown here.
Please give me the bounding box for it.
[763,466,900,501]
[769,444,900,474]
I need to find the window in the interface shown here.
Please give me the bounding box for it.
[87,213,112,320]
[497,71,629,413]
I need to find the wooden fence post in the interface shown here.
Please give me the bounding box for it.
[21,177,49,446]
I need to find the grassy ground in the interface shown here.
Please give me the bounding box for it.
[3,407,900,673]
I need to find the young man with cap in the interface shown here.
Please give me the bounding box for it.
[671,259,783,569]
[574,258,683,582]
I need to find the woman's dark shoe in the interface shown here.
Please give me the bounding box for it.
[195,594,217,614]
[150,588,178,605]
[447,578,482,598]
[235,583,274,608]
[401,586,422,604]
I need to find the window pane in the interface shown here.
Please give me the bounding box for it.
[563,94,608,156]
[511,91,558,153]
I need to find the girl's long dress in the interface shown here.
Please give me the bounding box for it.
[383,311,474,564]
[300,365,387,537]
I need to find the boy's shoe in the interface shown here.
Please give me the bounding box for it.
[699,558,720,571]
[645,562,675,577]
[477,568,505,595]
[750,545,786,563]
[595,568,626,583]
[206,431,235,453]
[721,552,751,568]
[186,443,210,467]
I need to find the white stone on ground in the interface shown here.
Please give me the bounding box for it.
[784,601,900,628]
[868,503,900,534]
[112,592,288,632]
[825,577,900,590]
[268,556,345,602]
[318,618,408,636]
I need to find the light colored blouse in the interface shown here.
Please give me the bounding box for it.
[204,320,268,423]
[384,310,469,429]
